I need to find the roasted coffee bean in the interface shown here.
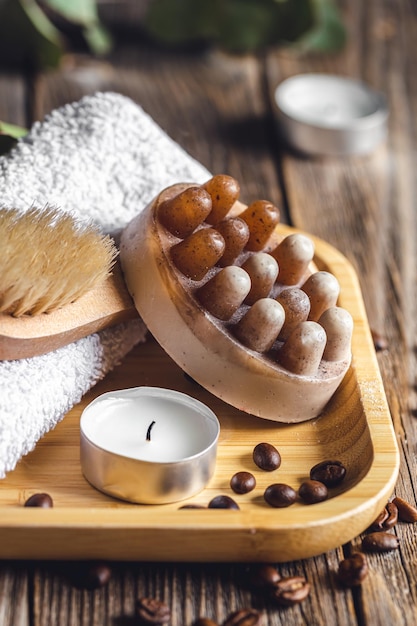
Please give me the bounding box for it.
[209,495,240,510]
[337,552,368,587]
[392,496,417,523]
[369,506,389,530]
[253,443,281,471]
[371,329,388,352]
[309,459,346,487]
[230,471,256,494]
[369,502,398,531]
[136,597,171,624]
[384,502,399,528]
[68,561,112,590]
[247,564,281,588]
[270,576,310,607]
[264,483,296,508]
[24,493,53,508]
[193,619,219,626]
[222,608,262,625]
[298,479,328,504]
[362,531,399,552]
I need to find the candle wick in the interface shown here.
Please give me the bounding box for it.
[146,420,156,441]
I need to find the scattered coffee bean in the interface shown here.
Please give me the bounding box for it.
[209,495,240,510]
[369,502,398,531]
[24,493,53,508]
[392,496,417,523]
[253,443,281,471]
[222,609,262,625]
[193,619,219,626]
[230,471,256,494]
[309,459,346,487]
[264,483,296,508]
[270,576,310,607]
[298,480,328,504]
[369,506,388,531]
[362,531,399,552]
[337,552,368,587]
[136,597,171,624]
[371,329,388,352]
[67,561,112,590]
[247,564,280,589]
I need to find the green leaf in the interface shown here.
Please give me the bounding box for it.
[144,0,342,53]
[216,0,315,51]
[83,22,113,56]
[0,0,63,69]
[297,0,346,52]
[41,0,99,25]
[216,0,281,52]
[145,0,218,46]
[40,0,113,55]
[0,121,28,139]
[0,121,28,156]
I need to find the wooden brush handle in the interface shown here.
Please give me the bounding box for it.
[0,262,138,360]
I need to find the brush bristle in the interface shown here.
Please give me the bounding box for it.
[0,206,118,316]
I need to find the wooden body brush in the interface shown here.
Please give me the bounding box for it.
[0,206,137,360]
[0,176,353,422]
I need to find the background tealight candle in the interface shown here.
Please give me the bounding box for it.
[273,73,388,156]
[80,387,220,504]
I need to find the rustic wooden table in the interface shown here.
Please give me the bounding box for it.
[1,1,417,624]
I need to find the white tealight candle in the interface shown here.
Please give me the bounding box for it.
[80,387,220,504]
[274,73,388,156]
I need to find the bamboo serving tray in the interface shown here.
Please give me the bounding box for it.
[0,226,400,562]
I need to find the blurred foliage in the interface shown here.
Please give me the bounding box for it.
[144,0,346,53]
[0,120,28,155]
[0,0,111,69]
[0,0,345,72]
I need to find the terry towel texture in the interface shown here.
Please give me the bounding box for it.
[0,91,210,478]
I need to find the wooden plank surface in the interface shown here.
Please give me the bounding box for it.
[1,0,417,623]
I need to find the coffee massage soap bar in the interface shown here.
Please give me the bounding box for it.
[120,176,353,422]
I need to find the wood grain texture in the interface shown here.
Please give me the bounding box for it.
[265,0,417,624]
[0,564,29,626]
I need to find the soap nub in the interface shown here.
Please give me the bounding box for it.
[242,253,279,305]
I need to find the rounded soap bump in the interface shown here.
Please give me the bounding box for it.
[203,175,240,224]
[234,298,285,352]
[278,321,327,376]
[170,228,225,281]
[158,186,212,238]
[216,217,250,266]
[240,200,280,251]
[196,266,251,320]
[275,288,310,340]
[302,271,340,321]
[272,233,315,285]
[319,306,353,361]
[242,252,279,305]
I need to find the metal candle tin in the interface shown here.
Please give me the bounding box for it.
[80,386,220,504]
[274,73,389,156]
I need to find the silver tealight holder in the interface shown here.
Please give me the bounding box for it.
[273,73,389,156]
[80,386,220,504]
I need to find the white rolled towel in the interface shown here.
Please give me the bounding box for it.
[0,91,210,477]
